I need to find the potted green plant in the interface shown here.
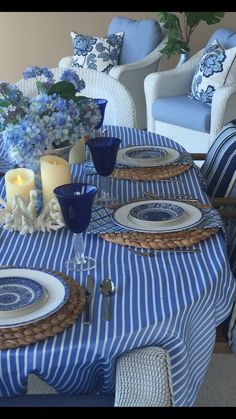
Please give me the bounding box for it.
[157,12,225,60]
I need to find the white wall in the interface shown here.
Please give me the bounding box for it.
[0,11,235,82]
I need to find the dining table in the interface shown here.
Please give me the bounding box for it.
[0,125,235,407]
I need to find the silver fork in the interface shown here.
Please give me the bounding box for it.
[143,191,199,202]
[128,247,201,256]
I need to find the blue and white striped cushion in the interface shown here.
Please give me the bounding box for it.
[229,231,236,277]
[200,120,236,197]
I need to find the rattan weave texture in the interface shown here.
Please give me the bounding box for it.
[100,227,219,250]
[111,164,191,181]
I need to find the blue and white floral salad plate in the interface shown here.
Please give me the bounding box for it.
[125,147,168,162]
[0,268,69,328]
[129,202,185,226]
[116,146,180,167]
[0,277,44,312]
[112,200,203,233]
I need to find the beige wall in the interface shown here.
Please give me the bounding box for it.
[0,11,236,83]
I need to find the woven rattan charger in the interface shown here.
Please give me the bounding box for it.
[100,199,219,251]
[111,163,191,181]
[0,271,86,350]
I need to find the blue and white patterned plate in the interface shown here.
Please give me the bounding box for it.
[117,146,180,167]
[125,147,168,161]
[129,202,185,225]
[0,277,44,312]
[0,268,69,328]
[112,200,203,233]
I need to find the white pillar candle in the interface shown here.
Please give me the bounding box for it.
[40,155,71,207]
[69,137,86,164]
[5,168,35,204]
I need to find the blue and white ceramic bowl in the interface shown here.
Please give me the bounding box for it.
[129,202,185,225]
[125,147,168,162]
[0,277,44,312]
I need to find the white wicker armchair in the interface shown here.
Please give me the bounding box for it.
[16,67,136,128]
[115,346,174,407]
[144,51,236,155]
[58,23,168,129]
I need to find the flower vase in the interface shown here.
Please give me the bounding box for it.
[44,143,73,161]
[69,138,86,164]
[176,52,189,67]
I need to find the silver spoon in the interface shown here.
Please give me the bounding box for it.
[100,279,116,321]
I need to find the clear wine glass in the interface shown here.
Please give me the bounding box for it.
[54,183,97,271]
[86,137,121,207]
[84,98,108,175]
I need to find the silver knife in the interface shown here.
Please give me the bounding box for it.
[84,275,94,325]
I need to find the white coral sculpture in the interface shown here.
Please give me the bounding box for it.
[0,190,64,234]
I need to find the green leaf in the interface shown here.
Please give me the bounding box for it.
[157,11,225,58]
[185,12,225,29]
[47,81,77,100]
[160,37,189,58]
[0,100,10,108]
[157,12,181,37]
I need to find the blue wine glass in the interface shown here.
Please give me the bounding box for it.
[83,98,108,175]
[86,137,121,207]
[54,183,97,272]
[94,98,108,131]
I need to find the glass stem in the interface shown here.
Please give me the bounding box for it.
[73,233,85,265]
[100,176,110,199]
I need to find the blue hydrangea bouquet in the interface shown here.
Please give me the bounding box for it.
[0,66,101,167]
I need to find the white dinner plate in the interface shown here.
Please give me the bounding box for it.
[112,200,203,232]
[116,146,180,167]
[0,268,69,328]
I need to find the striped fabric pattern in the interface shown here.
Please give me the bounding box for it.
[0,126,235,407]
[200,120,236,197]
[227,227,236,351]
[229,228,236,278]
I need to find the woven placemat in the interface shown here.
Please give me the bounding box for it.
[0,272,86,350]
[100,228,219,250]
[111,164,191,181]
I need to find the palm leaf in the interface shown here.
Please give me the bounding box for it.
[185,12,225,29]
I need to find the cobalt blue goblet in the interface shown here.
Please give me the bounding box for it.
[94,98,108,131]
[86,136,121,207]
[54,183,97,272]
[83,98,108,175]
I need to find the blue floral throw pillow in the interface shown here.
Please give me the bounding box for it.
[71,31,124,74]
[191,40,236,105]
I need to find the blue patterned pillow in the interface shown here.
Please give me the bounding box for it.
[191,40,236,105]
[71,31,124,74]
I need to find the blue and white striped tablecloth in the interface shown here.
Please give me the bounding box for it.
[0,126,235,406]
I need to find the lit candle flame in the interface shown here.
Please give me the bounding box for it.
[13,174,24,185]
